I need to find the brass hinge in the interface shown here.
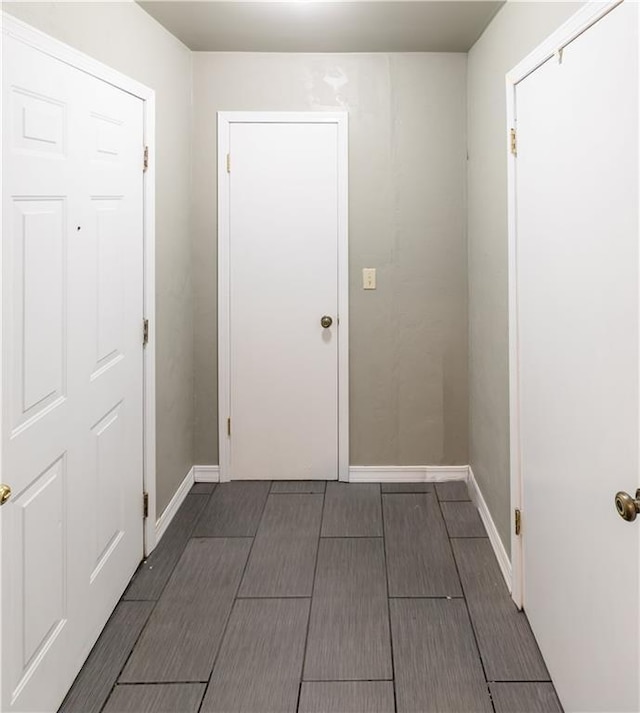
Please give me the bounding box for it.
[143,318,149,347]
[226,153,231,173]
[143,145,149,173]
[515,508,522,536]
[143,492,149,519]
[510,128,517,157]
[227,417,231,437]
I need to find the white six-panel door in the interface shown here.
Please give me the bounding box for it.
[2,34,144,712]
[220,116,347,481]
[514,3,640,711]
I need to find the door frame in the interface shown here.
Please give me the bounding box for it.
[217,112,349,483]
[0,13,158,559]
[505,0,629,608]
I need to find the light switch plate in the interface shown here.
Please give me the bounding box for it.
[363,268,376,290]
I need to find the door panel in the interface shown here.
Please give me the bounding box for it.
[94,201,125,370]
[11,198,66,429]
[14,456,66,685]
[2,35,144,712]
[515,3,639,711]
[12,88,66,156]
[228,121,339,480]
[91,403,125,580]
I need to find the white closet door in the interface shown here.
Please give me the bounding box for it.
[516,3,640,711]
[1,35,144,712]
[228,121,339,480]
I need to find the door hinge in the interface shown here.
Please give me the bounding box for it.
[143,145,149,173]
[515,508,522,536]
[227,417,231,437]
[510,128,517,157]
[226,153,231,173]
[143,318,149,347]
[143,492,149,519]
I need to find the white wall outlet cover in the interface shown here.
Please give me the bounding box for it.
[363,267,376,290]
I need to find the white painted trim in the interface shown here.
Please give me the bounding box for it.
[506,1,623,87]
[1,12,153,99]
[505,0,621,609]
[217,111,349,483]
[348,465,469,483]
[142,97,157,558]
[468,467,512,595]
[193,465,220,483]
[0,13,157,555]
[155,468,194,544]
[336,114,350,483]
[217,113,232,484]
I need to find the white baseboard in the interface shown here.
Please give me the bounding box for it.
[348,465,469,483]
[467,466,512,592]
[155,467,194,544]
[199,464,468,483]
[193,465,220,483]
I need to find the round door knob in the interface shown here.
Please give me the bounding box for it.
[614,489,640,522]
[320,315,333,329]
[0,484,11,506]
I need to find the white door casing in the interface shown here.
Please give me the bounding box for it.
[1,15,156,713]
[218,113,349,482]
[508,2,640,711]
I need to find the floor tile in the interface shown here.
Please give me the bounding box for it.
[191,482,217,494]
[435,481,470,501]
[383,493,462,597]
[299,682,395,713]
[490,683,563,713]
[201,599,310,713]
[194,481,271,537]
[59,601,154,713]
[441,501,487,538]
[321,483,382,537]
[102,684,205,713]
[271,480,326,494]
[124,493,210,601]
[239,493,323,597]
[452,538,550,681]
[380,482,433,493]
[120,538,251,682]
[304,538,392,681]
[390,598,493,713]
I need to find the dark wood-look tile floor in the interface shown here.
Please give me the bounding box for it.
[59,479,563,713]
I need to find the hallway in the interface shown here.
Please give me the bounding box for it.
[58,481,561,713]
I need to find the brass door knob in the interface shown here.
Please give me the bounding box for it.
[614,489,640,522]
[320,315,333,329]
[0,484,11,506]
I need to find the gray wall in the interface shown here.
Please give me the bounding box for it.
[467,2,581,552]
[3,2,584,529]
[192,52,468,467]
[3,1,195,514]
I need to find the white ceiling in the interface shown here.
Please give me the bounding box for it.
[137,1,504,53]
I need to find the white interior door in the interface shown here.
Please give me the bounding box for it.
[223,118,344,481]
[515,3,639,711]
[1,35,144,712]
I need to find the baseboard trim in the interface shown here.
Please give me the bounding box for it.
[155,467,194,544]
[467,466,512,592]
[348,465,469,483]
[191,464,468,484]
[193,465,220,483]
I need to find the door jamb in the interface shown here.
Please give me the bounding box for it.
[505,0,624,609]
[217,112,349,483]
[0,12,158,555]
